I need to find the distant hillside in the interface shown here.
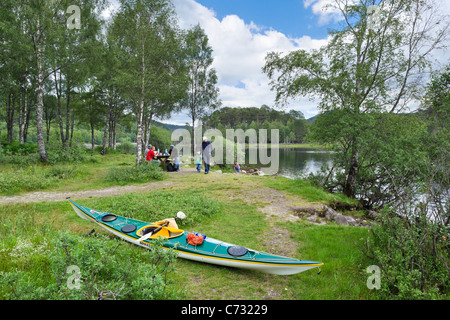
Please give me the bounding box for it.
[152,120,186,132]
[306,115,318,123]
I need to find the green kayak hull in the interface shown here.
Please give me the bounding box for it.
[68,199,323,275]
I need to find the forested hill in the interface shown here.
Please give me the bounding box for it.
[201,105,309,143]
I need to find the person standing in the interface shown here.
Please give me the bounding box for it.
[201,136,212,174]
[195,151,202,172]
[169,145,180,171]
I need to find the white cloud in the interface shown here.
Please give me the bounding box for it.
[303,0,347,26]
[171,0,329,123]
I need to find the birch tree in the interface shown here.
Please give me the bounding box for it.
[264,0,449,200]
[110,0,186,165]
[183,24,220,155]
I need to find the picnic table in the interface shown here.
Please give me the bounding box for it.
[156,154,170,162]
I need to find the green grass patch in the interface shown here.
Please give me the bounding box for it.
[0,154,163,195]
[0,190,223,300]
[263,176,358,205]
[104,162,165,185]
[0,157,377,300]
[284,221,375,299]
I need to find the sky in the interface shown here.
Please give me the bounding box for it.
[168,0,338,125]
[105,0,450,126]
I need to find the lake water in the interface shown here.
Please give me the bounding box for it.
[244,147,333,179]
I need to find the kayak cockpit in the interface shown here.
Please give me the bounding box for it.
[136,224,184,239]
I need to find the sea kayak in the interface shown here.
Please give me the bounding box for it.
[67,198,323,275]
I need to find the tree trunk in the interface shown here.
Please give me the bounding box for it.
[55,70,66,147]
[20,84,28,144]
[144,111,153,152]
[19,82,25,144]
[344,148,359,198]
[24,104,31,143]
[35,19,48,162]
[91,121,95,153]
[136,99,144,165]
[69,114,74,147]
[65,81,71,144]
[192,114,196,156]
[135,42,145,166]
[101,101,112,155]
[6,93,15,144]
[45,114,51,143]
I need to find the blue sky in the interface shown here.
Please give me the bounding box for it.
[167,0,338,125]
[194,0,332,39]
[107,0,447,126]
[106,0,340,124]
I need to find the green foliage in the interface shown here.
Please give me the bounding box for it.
[263,0,447,201]
[308,111,428,207]
[263,176,358,205]
[0,232,181,300]
[116,141,136,154]
[46,145,88,164]
[0,165,83,195]
[0,141,38,155]
[104,162,165,184]
[203,106,308,143]
[148,125,172,150]
[0,169,58,195]
[363,210,450,299]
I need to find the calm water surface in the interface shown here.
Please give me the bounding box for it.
[245,147,333,179]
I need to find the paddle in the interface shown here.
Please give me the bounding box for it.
[134,211,186,244]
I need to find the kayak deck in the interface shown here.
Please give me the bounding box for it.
[68,199,324,275]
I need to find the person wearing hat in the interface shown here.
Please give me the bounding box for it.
[169,144,180,171]
[202,136,212,174]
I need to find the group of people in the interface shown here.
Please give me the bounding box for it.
[145,136,243,175]
[145,144,179,172]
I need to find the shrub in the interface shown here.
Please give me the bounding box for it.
[116,142,136,154]
[44,165,81,180]
[0,141,38,155]
[104,163,165,184]
[0,152,38,167]
[46,145,88,164]
[0,232,182,300]
[0,169,58,195]
[362,209,450,299]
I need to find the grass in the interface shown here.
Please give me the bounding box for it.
[0,154,167,195]
[262,176,358,205]
[0,155,376,300]
[284,222,374,299]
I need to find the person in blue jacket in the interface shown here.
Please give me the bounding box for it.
[201,136,212,174]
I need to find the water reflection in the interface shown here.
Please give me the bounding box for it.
[244,147,333,179]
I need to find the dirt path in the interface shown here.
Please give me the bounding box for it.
[0,180,178,205]
[0,169,202,205]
